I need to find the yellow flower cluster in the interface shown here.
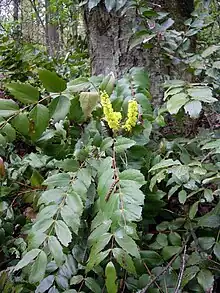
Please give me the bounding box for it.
[100,91,122,131]
[123,100,139,132]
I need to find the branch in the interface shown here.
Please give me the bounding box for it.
[138,235,190,293]
[28,0,46,31]
[174,245,187,293]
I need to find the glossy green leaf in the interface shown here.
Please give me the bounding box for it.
[167,93,188,114]
[189,201,199,219]
[0,99,19,117]
[14,249,41,271]
[38,69,67,93]
[178,190,187,204]
[162,246,181,260]
[55,220,72,247]
[48,236,65,266]
[49,96,71,122]
[36,275,55,293]
[181,266,200,287]
[197,269,214,292]
[105,262,118,293]
[6,82,39,104]
[85,277,102,293]
[113,248,136,275]
[29,104,49,140]
[115,231,140,258]
[184,100,202,118]
[43,173,71,187]
[11,113,29,135]
[55,159,79,172]
[29,251,47,283]
[115,136,136,153]
[70,275,84,285]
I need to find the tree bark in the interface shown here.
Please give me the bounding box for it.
[84,0,194,101]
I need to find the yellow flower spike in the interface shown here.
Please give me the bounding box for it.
[123,99,139,132]
[100,91,122,131]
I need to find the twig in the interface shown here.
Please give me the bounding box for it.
[174,245,187,293]
[143,262,164,292]
[138,235,190,293]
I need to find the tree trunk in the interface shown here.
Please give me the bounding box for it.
[84,0,194,101]
[45,0,60,56]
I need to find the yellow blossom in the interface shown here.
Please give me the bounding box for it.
[123,100,139,132]
[100,91,122,131]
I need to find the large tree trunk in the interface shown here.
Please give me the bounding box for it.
[84,0,194,101]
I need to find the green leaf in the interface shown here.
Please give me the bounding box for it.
[89,220,112,244]
[115,136,136,153]
[113,248,136,275]
[36,275,55,293]
[86,250,110,272]
[201,45,220,57]
[167,93,188,114]
[90,233,112,255]
[29,104,49,140]
[79,91,99,118]
[0,99,19,117]
[11,113,29,135]
[28,232,47,249]
[214,243,220,260]
[198,214,220,228]
[119,169,145,186]
[181,266,200,287]
[67,77,90,92]
[189,201,199,219]
[140,250,163,266]
[197,269,214,292]
[70,275,84,285]
[187,87,217,103]
[55,220,72,247]
[122,0,138,11]
[43,173,71,187]
[115,231,140,258]
[105,262,118,293]
[14,249,41,271]
[38,69,67,93]
[61,205,81,235]
[31,169,44,187]
[178,190,187,204]
[1,123,16,142]
[156,233,168,247]
[198,237,215,250]
[168,232,181,246]
[162,246,181,260]
[48,236,65,266]
[184,100,202,118]
[49,96,71,122]
[85,277,102,293]
[55,159,79,172]
[100,137,113,151]
[29,251,47,283]
[150,159,181,172]
[88,0,101,10]
[6,82,39,104]
[32,218,54,233]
